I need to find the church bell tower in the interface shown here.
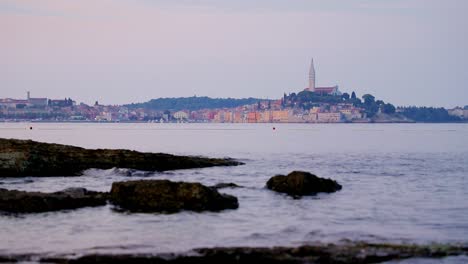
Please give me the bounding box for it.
[309,58,316,92]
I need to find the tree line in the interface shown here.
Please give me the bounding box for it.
[126,96,264,111]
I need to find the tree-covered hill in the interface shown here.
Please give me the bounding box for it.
[397,106,461,122]
[283,90,462,122]
[125,96,265,111]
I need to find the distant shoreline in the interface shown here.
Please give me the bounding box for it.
[0,120,467,124]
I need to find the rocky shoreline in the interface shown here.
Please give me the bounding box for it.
[3,138,465,263]
[0,180,240,214]
[0,138,243,177]
[1,242,467,263]
[0,187,108,213]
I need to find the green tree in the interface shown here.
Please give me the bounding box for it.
[342,92,350,101]
[362,94,375,105]
[351,91,357,99]
[351,98,362,107]
[126,97,262,111]
[399,106,461,122]
[382,103,396,114]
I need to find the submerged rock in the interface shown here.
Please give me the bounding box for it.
[34,242,468,264]
[110,180,239,213]
[210,182,242,190]
[0,138,243,177]
[266,171,342,197]
[0,187,108,213]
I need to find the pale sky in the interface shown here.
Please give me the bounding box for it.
[1,0,467,107]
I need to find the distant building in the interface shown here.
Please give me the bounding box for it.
[173,111,189,121]
[0,98,27,109]
[0,92,48,109]
[448,107,468,120]
[247,112,260,123]
[317,112,343,123]
[304,58,341,96]
[271,110,291,123]
[308,58,316,92]
[27,92,48,108]
[340,108,363,120]
[49,98,75,108]
[95,112,112,121]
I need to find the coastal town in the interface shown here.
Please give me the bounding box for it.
[1,59,467,123]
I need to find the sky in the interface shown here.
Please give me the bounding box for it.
[1,0,467,107]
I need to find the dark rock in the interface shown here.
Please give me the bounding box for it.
[266,171,342,197]
[0,256,17,263]
[210,182,242,190]
[0,138,243,177]
[24,242,468,264]
[0,187,108,213]
[110,180,239,213]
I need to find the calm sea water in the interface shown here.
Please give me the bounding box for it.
[0,123,468,259]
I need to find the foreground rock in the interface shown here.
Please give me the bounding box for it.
[110,180,239,213]
[11,242,468,263]
[0,138,243,177]
[0,188,107,213]
[267,171,342,197]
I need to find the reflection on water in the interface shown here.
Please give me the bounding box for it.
[0,123,468,256]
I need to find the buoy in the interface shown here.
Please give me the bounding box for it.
[29,126,32,130]
[273,127,276,130]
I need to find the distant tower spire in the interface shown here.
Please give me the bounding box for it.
[309,58,316,92]
[27,91,30,100]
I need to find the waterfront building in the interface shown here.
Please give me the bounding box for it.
[340,108,363,120]
[95,112,112,121]
[233,111,244,123]
[247,112,260,123]
[317,112,343,123]
[214,110,235,123]
[448,107,468,120]
[259,111,273,123]
[173,111,189,121]
[271,110,291,123]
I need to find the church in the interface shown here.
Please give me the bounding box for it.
[304,58,341,96]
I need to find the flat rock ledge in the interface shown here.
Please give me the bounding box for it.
[110,180,239,213]
[267,171,342,197]
[0,188,107,213]
[0,138,243,177]
[6,242,468,263]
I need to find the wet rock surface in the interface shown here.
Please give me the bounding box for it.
[110,180,239,213]
[210,182,242,190]
[7,242,468,263]
[266,171,342,197]
[0,138,243,177]
[0,187,108,213]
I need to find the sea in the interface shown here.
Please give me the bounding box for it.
[0,123,467,262]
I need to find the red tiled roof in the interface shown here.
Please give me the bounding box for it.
[315,87,337,91]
